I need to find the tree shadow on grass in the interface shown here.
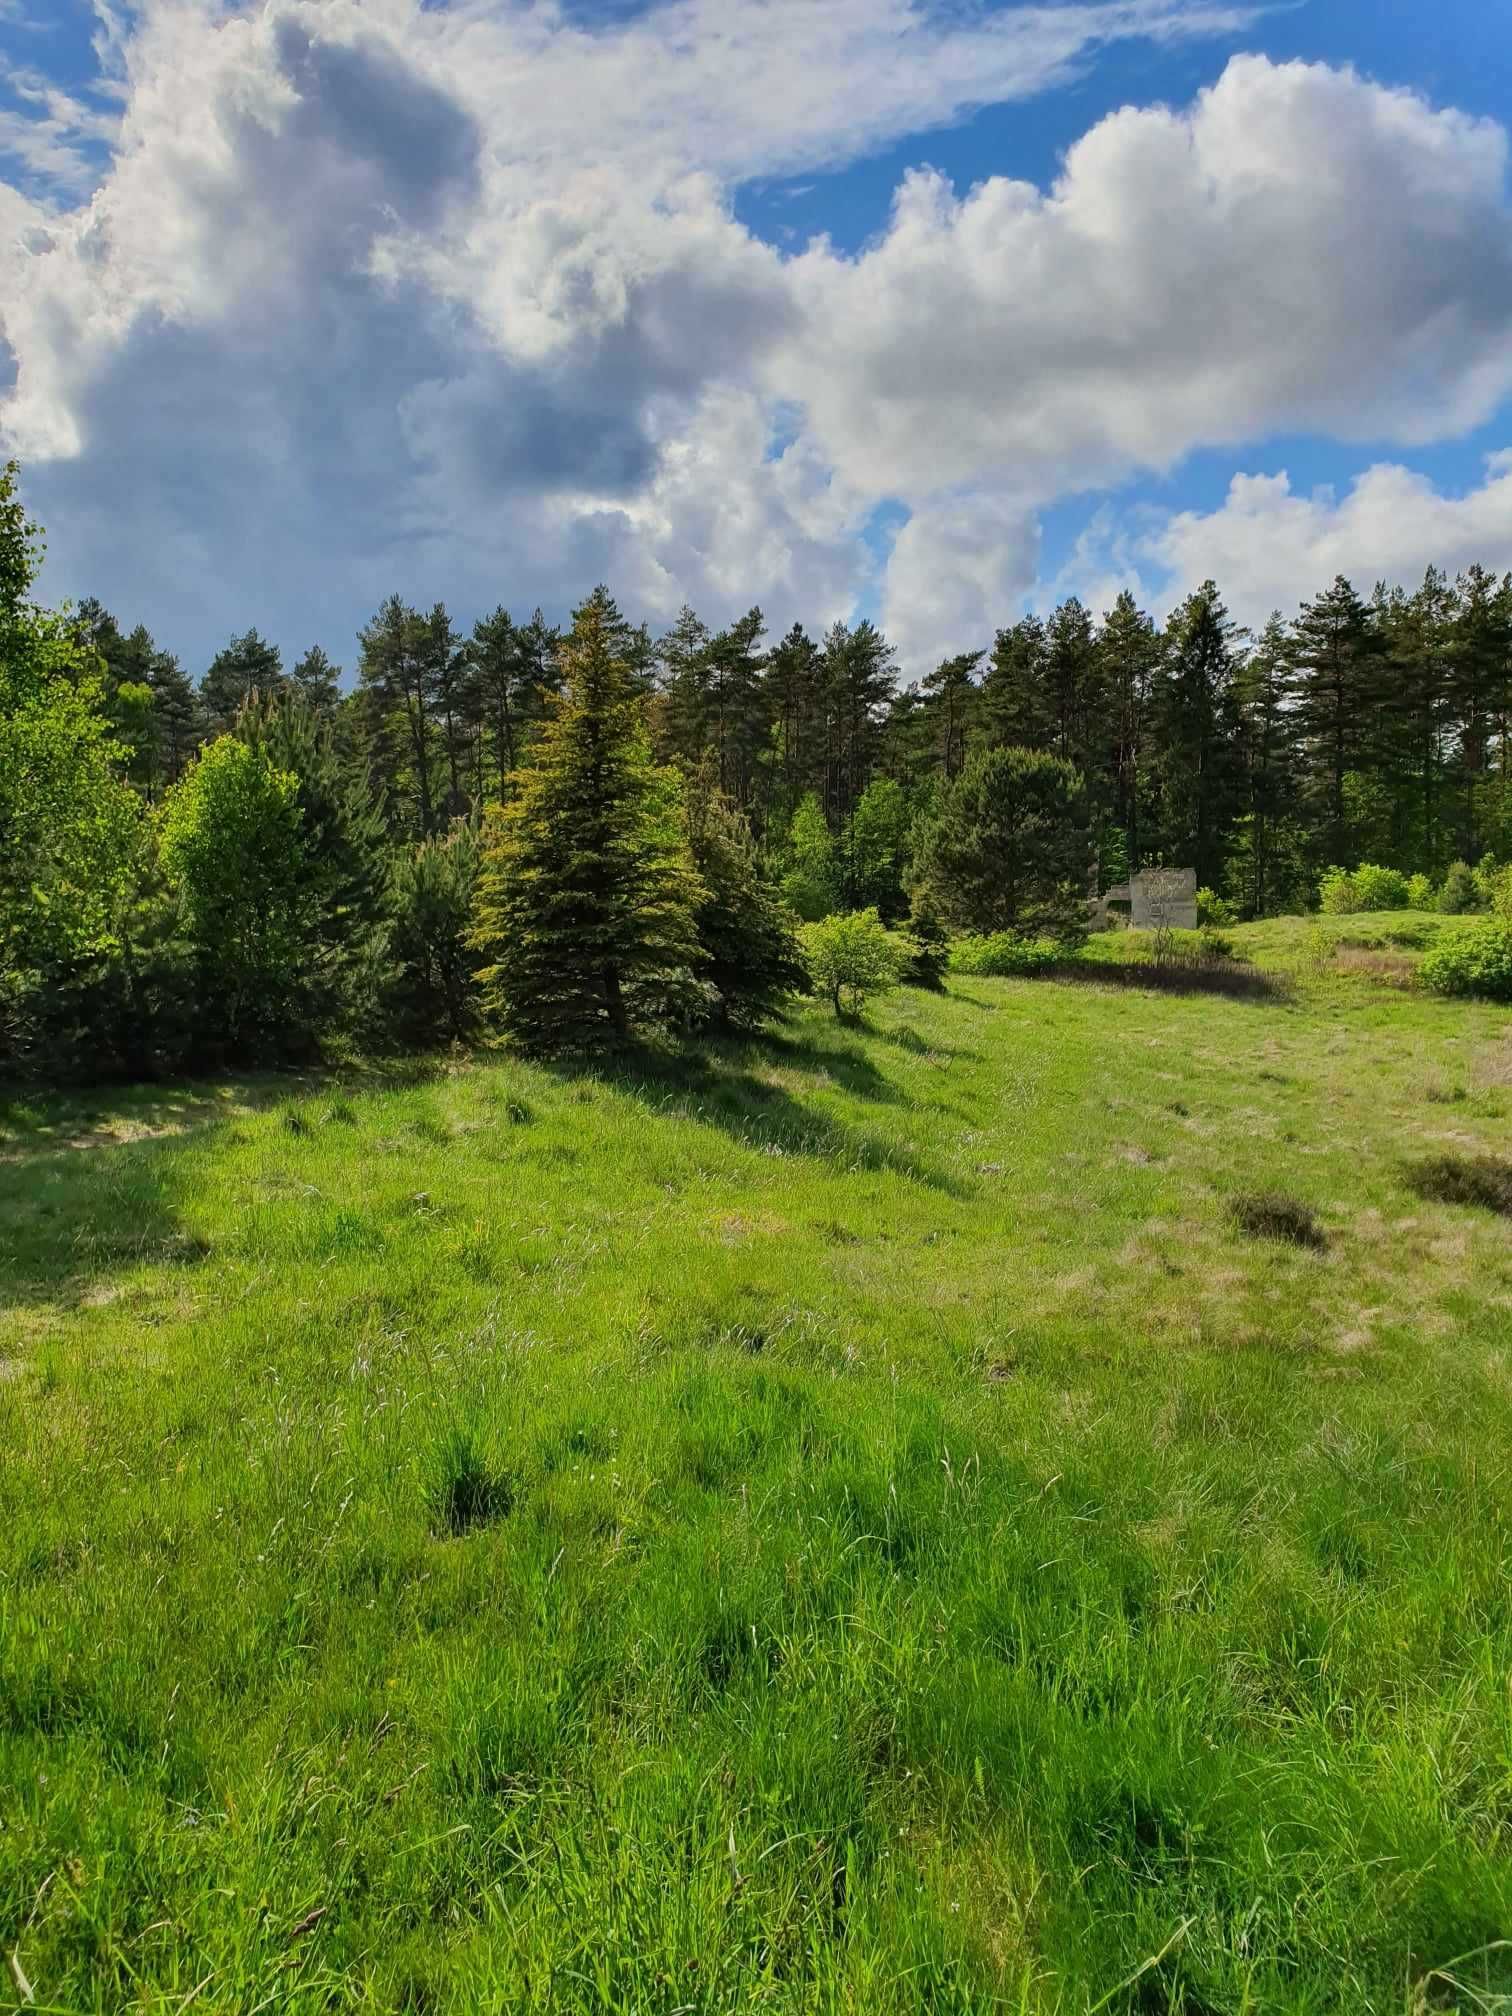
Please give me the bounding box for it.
[0,1121,228,1309]
[540,1030,968,1196]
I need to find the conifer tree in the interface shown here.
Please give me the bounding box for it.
[290,645,341,714]
[917,745,1089,938]
[470,596,704,1049]
[235,690,392,1040]
[921,650,982,781]
[1096,591,1158,875]
[1152,582,1244,891]
[683,755,807,1030]
[1230,613,1302,917]
[980,615,1051,749]
[1290,576,1380,866]
[356,595,437,838]
[201,627,284,732]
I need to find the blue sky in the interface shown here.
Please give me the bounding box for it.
[2,0,1511,676]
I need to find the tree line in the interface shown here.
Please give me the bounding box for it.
[4,454,1511,1076]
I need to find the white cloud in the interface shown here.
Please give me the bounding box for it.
[1134,455,1512,629]
[879,491,1040,670]
[782,55,1512,499]
[1,0,1510,673]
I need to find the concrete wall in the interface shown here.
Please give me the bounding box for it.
[1129,867,1198,930]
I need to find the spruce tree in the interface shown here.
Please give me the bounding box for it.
[470,595,704,1049]
[917,745,1089,938]
[235,689,392,1040]
[683,755,807,1030]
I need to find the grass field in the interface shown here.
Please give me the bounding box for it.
[3,914,1511,2013]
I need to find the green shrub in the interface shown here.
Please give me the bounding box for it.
[1472,853,1502,911]
[801,908,905,1018]
[1406,873,1435,909]
[1319,864,1410,914]
[950,932,1064,977]
[1196,886,1236,927]
[1420,921,1512,1001]
[1439,861,1478,914]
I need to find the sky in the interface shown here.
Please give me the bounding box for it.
[2,0,1511,683]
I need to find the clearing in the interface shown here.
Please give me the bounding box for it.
[2,914,1511,2012]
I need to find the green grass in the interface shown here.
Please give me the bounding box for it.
[3,920,1512,2012]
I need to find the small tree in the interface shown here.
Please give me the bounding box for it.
[469,596,704,1050]
[684,756,808,1030]
[158,737,306,1055]
[917,745,1089,939]
[780,792,839,921]
[388,819,483,1044]
[803,908,903,1019]
[235,691,391,1040]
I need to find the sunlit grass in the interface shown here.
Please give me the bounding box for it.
[3,925,1511,2010]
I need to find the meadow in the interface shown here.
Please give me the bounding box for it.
[2,914,1511,2013]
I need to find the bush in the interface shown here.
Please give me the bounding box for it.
[901,897,949,991]
[1420,920,1512,1001]
[1196,886,1236,927]
[950,932,1064,977]
[802,909,905,1018]
[1439,861,1478,915]
[1472,853,1502,911]
[1406,873,1435,909]
[387,820,483,1044]
[1319,863,1411,913]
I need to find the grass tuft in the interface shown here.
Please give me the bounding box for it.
[1229,1190,1327,1248]
[430,1427,517,1535]
[1404,1153,1512,1216]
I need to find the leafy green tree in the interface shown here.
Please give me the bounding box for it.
[235,691,391,1039]
[388,819,483,1044]
[779,791,839,921]
[158,737,305,1056]
[842,774,911,917]
[0,463,143,1061]
[470,594,704,1048]
[201,627,284,732]
[683,755,807,1030]
[917,745,1089,938]
[802,908,903,1019]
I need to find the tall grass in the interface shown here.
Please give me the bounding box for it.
[2,933,1511,2010]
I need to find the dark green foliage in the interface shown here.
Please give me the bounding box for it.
[470,596,705,1050]
[387,820,483,1044]
[236,690,392,1043]
[289,644,341,713]
[200,626,284,732]
[918,745,1090,939]
[430,1427,516,1535]
[902,896,949,990]
[1404,1154,1512,1216]
[1438,861,1478,914]
[684,756,807,1031]
[1229,1192,1326,1248]
[1150,582,1243,891]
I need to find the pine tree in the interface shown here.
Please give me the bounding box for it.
[356,595,437,839]
[1230,614,1302,916]
[1152,582,1244,890]
[920,650,982,781]
[1454,566,1512,859]
[235,690,392,1040]
[761,623,825,824]
[470,595,704,1049]
[1096,592,1158,875]
[290,646,341,714]
[147,648,202,794]
[917,745,1089,937]
[201,627,284,732]
[705,607,769,816]
[655,604,714,768]
[979,616,1051,750]
[683,755,807,1030]
[1290,576,1381,867]
[821,618,896,823]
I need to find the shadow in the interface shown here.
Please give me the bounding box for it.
[1047,958,1292,1004]
[536,1034,967,1196]
[0,1116,231,1309]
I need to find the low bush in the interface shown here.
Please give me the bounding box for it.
[1230,1191,1326,1249]
[1404,1154,1512,1217]
[950,932,1065,977]
[1406,873,1435,909]
[1196,886,1236,927]
[1420,920,1512,1001]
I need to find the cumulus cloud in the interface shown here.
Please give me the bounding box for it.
[1134,454,1512,628]
[1,0,1510,675]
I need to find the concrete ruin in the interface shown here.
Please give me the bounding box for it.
[1093,865,1199,930]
